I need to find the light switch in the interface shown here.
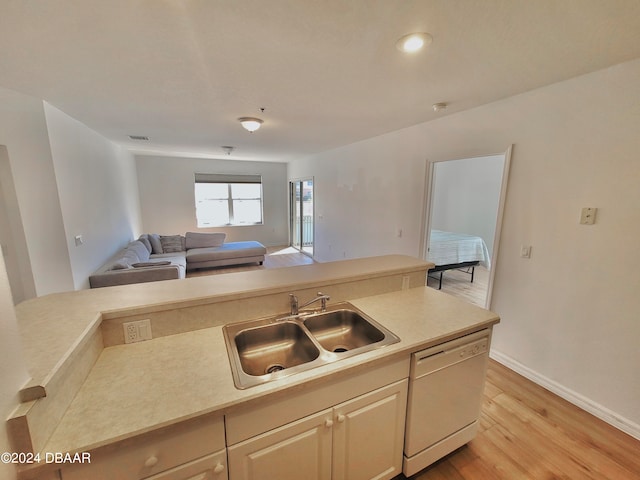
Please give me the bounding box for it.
[520,245,531,258]
[580,207,597,225]
[74,235,84,246]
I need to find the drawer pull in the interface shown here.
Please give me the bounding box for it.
[213,463,225,474]
[144,455,159,468]
[337,414,346,423]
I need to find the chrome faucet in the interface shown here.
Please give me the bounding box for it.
[289,292,330,315]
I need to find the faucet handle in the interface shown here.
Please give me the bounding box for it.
[289,293,299,315]
[318,292,330,311]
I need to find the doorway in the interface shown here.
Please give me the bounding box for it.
[423,147,512,308]
[289,178,314,256]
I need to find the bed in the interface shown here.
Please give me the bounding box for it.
[427,230,491,289]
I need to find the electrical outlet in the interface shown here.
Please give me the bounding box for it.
[123,319,152,344]
[125,323,137,343]
[401,275,410,290]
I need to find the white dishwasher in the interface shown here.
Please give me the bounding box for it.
[403,328,490,476]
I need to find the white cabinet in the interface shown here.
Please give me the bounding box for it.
[228,380,407,480]
[332,380,407,480]
[60,415,226,480]
[32,471,61,480]
[228,409,333,480]
[146,450,228,480]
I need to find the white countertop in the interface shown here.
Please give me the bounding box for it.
[15,255,431,395]
[42,286,499,455]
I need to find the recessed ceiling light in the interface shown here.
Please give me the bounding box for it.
[396,32,432,53]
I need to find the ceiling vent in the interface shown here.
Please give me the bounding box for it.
[128,135,149,141]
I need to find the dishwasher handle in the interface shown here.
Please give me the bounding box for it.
[411,329,489,378]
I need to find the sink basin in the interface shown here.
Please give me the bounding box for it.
[234,322,320,376]
[223,302,400,389]
[303,309,385,352]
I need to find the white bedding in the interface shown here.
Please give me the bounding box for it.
[428,230,491,269]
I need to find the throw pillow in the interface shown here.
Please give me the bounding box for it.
[110,258,131,270]
[149,233,163,254]
[128,240,151,262]
[185,232,226,249]
[132,261,172,267]
[160,235,184,253]
[138,234,152,253]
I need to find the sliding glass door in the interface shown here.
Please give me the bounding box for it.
[290,179,313,256]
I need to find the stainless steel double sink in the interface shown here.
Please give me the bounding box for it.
[223,302,400,389]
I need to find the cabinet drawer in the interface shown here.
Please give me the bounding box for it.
[61,415,224,480]
[146,449,227,480]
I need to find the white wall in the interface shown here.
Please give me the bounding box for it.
[0,87,74,296]
[0,146,33,303]
[430,155,504,253]
[288,59,640,437]
[44,103,142,290]
[0,255,29,480]
[289,139,427,262]
[136,155,289,246]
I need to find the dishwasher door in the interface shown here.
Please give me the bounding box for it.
[404,330,490,461]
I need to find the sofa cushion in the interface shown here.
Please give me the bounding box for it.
[160,235,184,253]
[138,234,152,253]
[185,232,226,249]
[128,240,151,262]
[149,233,163,254]
[149,252,187,279]
[109,248,139,270]
[186,241,267,263]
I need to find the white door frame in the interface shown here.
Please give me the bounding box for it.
[420,145,513,309]
[288,177,314,258]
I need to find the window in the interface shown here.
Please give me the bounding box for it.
[194,173,263,227]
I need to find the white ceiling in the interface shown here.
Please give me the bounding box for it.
[2,0,640,162]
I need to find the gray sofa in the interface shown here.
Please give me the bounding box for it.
[89,232,266,288]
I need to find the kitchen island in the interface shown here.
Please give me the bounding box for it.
[9,255,499,480]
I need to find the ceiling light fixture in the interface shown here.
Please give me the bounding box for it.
[238,117,263,132]
[221,146,235,155]
[396,32,432,53]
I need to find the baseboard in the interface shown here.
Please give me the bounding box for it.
[489,349,640,441]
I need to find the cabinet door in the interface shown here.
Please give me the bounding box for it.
[228,409,333,480]
[332,379,408,480]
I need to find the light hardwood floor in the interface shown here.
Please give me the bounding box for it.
[400,359,640,480]
[427,265,489,308]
